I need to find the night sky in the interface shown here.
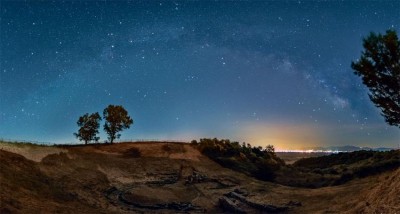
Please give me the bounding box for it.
[1,1,399,149]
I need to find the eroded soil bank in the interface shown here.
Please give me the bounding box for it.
[1,142,399,213]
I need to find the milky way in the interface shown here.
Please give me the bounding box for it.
[1,1,399,148]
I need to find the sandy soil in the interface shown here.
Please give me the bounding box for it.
[88,142,203,161]
[1,142,399,213]
[0,142,66,162]
[350,168,400,213]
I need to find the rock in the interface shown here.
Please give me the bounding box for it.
[219,196,246,213]
[286,200,302,207]
[227,191,247,202]
[147,173,179,186]
[185,170,208,185]
[167,202,194,211]
[244,199,288,212]
[234,188,249,196]
[223,190,291,213]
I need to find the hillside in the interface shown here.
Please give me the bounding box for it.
[1,141,399,213]
[274,149,400,188]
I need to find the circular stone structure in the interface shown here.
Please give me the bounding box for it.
[119,184,199,209]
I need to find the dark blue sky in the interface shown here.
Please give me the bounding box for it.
[1,1,399,149]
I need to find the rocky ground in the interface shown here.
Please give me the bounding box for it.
[1,141,399,213]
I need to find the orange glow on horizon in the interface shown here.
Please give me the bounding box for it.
[239,122,326,150]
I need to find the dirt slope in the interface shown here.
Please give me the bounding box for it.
[1,142,399,213]
[350,168,400,213]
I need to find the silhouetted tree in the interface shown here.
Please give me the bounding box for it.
[74,112,101,144]
[190,140,198,145]
[351,30,400,127]
[103,105,133,143]
[265,144,275,153]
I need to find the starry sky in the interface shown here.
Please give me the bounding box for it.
[1,1,399,149]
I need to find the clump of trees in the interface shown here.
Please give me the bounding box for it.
[351,30,400,127]
[74,105,133,144]
[191,138,284,181]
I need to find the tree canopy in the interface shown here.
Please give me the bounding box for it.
[193,138,284,181]
[351,30,400,127]
[74,112,102,144]
[103,105,133,143]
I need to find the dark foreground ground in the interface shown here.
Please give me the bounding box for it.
[1,141,399,213]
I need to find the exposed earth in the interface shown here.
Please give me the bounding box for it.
[1,141,399,213]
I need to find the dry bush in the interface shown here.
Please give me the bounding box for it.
[123,147,141,158]
[162,144,186,153]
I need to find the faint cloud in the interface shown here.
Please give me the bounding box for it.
[278,58,294,74]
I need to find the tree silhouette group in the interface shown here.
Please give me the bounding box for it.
[73,30,399,145]
[74,105,133,144]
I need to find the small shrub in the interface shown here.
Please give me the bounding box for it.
[334,173,354,185]
[162,144,172,152]
[123,147,141,158]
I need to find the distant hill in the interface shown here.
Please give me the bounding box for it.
[274,149,400,189]
[303,145,395,152]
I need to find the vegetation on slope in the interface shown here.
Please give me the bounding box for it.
[191,138,399,188]
[2,138,398,189]
[275,150,400,188]
[191,138,285,181]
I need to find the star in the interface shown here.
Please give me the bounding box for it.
[0,1,398,148]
